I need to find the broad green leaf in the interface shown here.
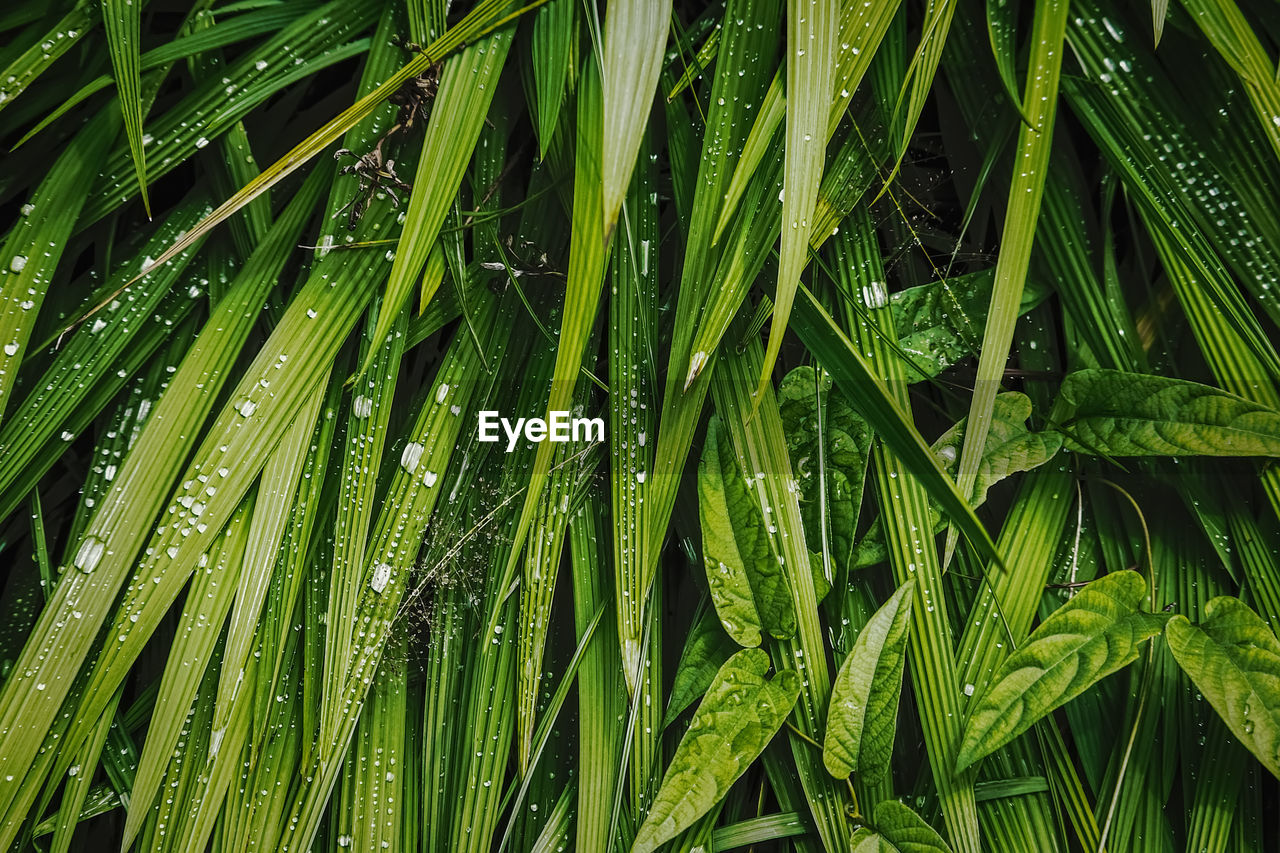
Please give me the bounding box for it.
[631,648,801,853]
[934,393,1063,507]
[699,415,795,645]
[1166,596,1280,778]
[891,269,1051,383]
[872,800,953,852]
[1057,369,1280,457]
[852,393,1062,569]
[665,608,738,727]
[823,580,913,783]
[778,365,872,572]
[957,570,1168,771]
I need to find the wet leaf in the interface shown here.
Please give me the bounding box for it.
[1167,596,1280,779]
[778,365,872,571]
[632,648,801,853]
[958,571,1168,771]
[698,415,796,645]
[823,580,913,783]
[1057,369,1280,457]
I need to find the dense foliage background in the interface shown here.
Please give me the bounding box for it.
[2,0,1280,850]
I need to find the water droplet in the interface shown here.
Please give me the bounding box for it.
[370,562,391,593]
[401,442,424,473]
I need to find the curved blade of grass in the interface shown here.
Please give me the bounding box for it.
[530,0,577,158]
[599,0,670,238]
[1181,0,1280,165]
[102,0,148,215]
[950,0,1068,567]
[0,106,118,432]
[362,26,514,372]
[880,0,959,189]
[752,0,837,402]
[986,0,1033,125]
[1166,595,1280,779]
[82,0,547,313]
[0,2,93,116]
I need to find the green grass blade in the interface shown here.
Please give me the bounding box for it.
[752,0,837,400]
[0,3,93,116]
[599,0,669,237]
[92,0,546,291]
[363,26,514,370]
[0,107,118,432]
[950,0,1069,566]
[101,0,148,215]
